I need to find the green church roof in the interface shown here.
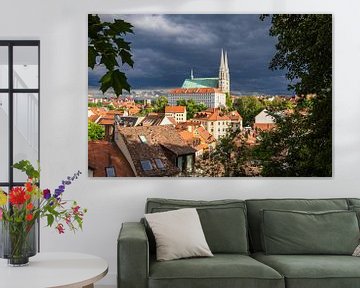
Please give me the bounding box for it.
[182,78,219,89]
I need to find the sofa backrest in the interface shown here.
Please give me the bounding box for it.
[145,198,249,254]
[245,198,349,252]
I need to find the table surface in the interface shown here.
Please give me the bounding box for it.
[0,252,108,288]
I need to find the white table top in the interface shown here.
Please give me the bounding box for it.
[0,252,108,288]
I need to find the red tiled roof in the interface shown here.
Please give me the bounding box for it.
[165,106,186,113]
[169,88,221,94]
[88,114,101,123]
[207,111,230,121]
[98,118,114,125]
[197,126,216,143]
[117,126,196,177]
[167,116,177,125]
[88,140,135,177]
[254,123,276,131]
[228,110,243,120]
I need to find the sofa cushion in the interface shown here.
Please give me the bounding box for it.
[246,198,349,252]
[145,208,213,261]
[261,209,359,255]
[349,205,360,228]
[146,198,249,254]
[347,198,360,207]
[252,252,360,288]
[149,254,284,288]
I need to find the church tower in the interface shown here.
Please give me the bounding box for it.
[218,49,230,94]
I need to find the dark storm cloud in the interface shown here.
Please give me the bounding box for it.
[88,14,292,95]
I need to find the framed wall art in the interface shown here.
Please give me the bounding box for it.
[88,14,332,177]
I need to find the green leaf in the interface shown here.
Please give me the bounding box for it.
[88,46,97,69]
[119,49,134,67]
[100,53,118,71]
[47,214,54,227]
[115,39,131,50]
[112,19,134,34]
[99,70,113,94]
[112,69,131,96]
[12,160,40,180]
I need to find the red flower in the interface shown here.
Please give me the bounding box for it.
[25,182,33,192]
[26,203,34,210]
[24,193,31,201]
[72,205,80,215]
[9,187,26,205]
[56,223,65,234]
[26,214,33,221]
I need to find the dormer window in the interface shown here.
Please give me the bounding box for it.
[140,160,153,171]
[105,166,116,177]
[155,158,165,170]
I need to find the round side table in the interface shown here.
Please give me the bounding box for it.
[0,252,108,288]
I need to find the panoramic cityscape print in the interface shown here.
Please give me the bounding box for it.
[88,14,332,177]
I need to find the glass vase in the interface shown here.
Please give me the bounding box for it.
[0,220,37,266]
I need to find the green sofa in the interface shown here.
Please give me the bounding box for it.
[118,198,360,288]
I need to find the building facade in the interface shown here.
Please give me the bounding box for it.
[254,109,276,131]
[167,49,231,108]
[165,106,187,122]
[168,88,226,108]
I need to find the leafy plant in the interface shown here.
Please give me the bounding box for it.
[88,121,105,140]
[0,161,86,235]
[88,14,134,96]
[255,14,332,176]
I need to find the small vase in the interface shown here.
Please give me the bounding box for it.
[0,220,37,266]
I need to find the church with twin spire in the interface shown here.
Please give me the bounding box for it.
[168,50,230,108]
[181,49,230,94]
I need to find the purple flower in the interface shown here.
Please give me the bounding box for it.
[43,189,51,200]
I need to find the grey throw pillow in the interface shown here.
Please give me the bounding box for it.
[145,208,213,261]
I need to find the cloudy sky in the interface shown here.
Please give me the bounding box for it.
[88,14,292,95]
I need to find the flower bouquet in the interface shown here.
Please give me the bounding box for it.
[0,160,87,266]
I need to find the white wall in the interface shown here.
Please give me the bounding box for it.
[1,0,360,286]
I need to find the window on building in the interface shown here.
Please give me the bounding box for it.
[105,166,116,177]
[154,158,165,170]
[0,40,40,190]
[140,160,153,171]
[177,156,183,171]
[186,155,193,172]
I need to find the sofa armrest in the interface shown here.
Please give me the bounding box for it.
[118,222,149,288]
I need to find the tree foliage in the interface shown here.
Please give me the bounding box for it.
[176,99,207,119]
[88,121,105,141]
[88,14,134,96]
[153,96,168,112]
[225,93,233,110]
[88,102,103,108]
[255,14,332,176]
[235,96,265,126]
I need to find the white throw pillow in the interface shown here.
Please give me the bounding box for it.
[353,244,360,256]
[145,208,213,261]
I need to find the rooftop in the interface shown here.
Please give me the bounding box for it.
[117,126,196,177]
[165,105,186,113]
[88,140,135,177]
[169,87,222,94]
[182,78,219,89]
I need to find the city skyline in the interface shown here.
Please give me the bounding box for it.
[88,14,293,95]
